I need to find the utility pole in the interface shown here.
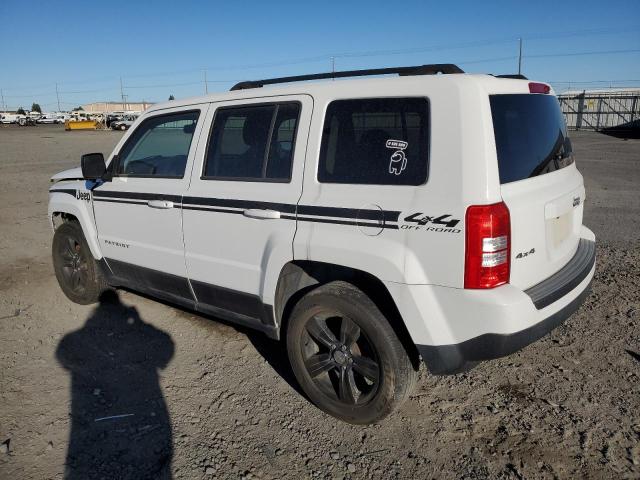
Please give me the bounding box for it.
[204,70,208,94]
[518,37,523,76]
[330,56,335,79]
[0,89,5,112]
[120,77,126,110]
[55,82,61,112]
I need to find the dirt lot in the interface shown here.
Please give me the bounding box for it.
[0,125,638,479]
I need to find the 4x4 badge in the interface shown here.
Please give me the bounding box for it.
[386,139,408,175]
[404,213,460,228]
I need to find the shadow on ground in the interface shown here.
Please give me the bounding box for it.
[118,286,307,399]
[56,291,175,479]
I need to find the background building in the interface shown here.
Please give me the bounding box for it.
[81,101,153,113]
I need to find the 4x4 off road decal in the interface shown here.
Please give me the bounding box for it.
[402,213,461,233]
[386,139,408,175]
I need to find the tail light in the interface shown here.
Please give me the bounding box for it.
[529,82,550,94]
[464,202,510,289]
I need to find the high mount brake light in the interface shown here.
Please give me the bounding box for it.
[464,202,511,289]
[529,82,551,94]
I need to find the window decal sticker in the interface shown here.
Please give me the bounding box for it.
[386,139,408,175]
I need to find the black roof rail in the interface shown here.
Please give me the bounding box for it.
[230,63,464,91]
[495,74,529,80]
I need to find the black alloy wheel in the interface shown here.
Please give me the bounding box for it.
[52,222,107,304]
[57,233,89,296]
[287,281,417,424]
[302,310,380,405]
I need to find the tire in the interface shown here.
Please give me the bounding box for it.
[286,281,417,424]
[52,221,108,305]
[119,124,126,131]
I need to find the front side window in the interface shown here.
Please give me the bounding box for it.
[203,102,300,181]
[116,110,200,178]
[318,98,429,185]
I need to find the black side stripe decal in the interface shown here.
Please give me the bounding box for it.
[297,205,400,222]
[285,215,398,229]
[182,196,297,214]
[61,188,401,228]
[94,198,149,206]
[49,188,76,197]
[181,205,245,215]
[92,190,182,203]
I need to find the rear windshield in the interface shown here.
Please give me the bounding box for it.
[490,94,573,184]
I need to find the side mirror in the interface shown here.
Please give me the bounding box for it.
[81,153,106,180]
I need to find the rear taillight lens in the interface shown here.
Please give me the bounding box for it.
[529,82,550,94]
[464,202,511,289]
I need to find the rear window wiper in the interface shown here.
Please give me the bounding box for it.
[528,131,567,178]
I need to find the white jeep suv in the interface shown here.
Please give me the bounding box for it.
[48,64,596,424]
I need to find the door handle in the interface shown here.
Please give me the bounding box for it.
[147,200,174,209]
[243,209,281,220]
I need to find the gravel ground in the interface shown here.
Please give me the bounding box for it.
[0,125,638,479]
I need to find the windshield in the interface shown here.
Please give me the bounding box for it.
[490,94,574,184]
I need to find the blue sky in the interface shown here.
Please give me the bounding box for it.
[1,0,639,111]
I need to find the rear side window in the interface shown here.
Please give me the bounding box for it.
[203,102,300,181]
[318,98,429,185]
[116,110,199,178]
[490,94,574,184]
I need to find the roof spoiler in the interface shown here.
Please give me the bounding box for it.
[494,74,529,80]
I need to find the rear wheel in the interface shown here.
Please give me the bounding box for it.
[286,281,417,424]
[52,222,107,304]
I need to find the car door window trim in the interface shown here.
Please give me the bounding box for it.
[201,101,301,183]
[111,109,201,180]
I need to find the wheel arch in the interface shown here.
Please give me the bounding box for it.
[274,260,420,369]
[49,192,102,260]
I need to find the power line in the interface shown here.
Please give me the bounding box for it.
[525,48,640,59]
[550,80,640,85]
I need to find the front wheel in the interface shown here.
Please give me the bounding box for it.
[52,222,107,304]
[286,281,417,424]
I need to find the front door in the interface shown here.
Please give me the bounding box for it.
[92,105,208,304]
[182,96,312,327]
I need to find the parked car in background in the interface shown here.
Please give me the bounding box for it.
[106,114,124,129]
[0,113,20,124]
[37,114,65,124]
[111,114,137,131]
[17,116,37,126]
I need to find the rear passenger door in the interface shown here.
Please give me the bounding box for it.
[183,95,313,327]
[295,96,447,285]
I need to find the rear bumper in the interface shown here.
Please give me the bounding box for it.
[387,229,596,375]
[417,279,592,374]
